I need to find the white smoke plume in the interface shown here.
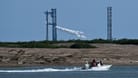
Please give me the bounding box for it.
[56,26,86,39]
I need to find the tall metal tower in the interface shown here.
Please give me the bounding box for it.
[45,8,57,41]
[107,6,112,40]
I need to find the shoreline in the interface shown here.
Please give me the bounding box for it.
[0,63,138,68]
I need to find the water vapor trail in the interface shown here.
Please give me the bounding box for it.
[56,26,86,39]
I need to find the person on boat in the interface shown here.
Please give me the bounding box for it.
[84,61,90,69]
[97,60,103,67]
[99,60,103,66]
[90,59,97,68]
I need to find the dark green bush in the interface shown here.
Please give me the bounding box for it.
[70,43,97,48]
[0,39,138,48]
[114,39,138,45]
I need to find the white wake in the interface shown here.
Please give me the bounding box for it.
[0,67,81,73]
[0,67,110,73]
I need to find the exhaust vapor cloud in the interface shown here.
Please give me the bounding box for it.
[56,26,86,39]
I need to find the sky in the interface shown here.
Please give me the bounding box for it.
[0,0,138,42]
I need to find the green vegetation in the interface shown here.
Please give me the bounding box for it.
[0,41,67,48]
[70,43,97,48]
[0,39,138,48]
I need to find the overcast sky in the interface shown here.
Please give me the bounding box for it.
[0,0,138,41]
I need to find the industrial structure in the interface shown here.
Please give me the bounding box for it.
[44,6,112,41]
[107,6,112,40]
[44,8,86,41]
[45,8,57,41]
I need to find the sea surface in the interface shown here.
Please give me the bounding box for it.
[0,66,138,78]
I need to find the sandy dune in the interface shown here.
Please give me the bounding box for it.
[0,44,138,67]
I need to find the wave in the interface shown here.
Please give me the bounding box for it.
[0,67,82,73]
[0,66,110,73]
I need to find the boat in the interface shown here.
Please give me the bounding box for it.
[82,61,112,71]
[89,65,112,71]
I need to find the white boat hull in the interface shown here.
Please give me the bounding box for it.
[83,65,112,71]
[91,65,112,71]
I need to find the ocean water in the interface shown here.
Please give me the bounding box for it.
[0,66,138,78]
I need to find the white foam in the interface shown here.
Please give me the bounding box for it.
[0,67,109,73]
[0,67,79,73]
